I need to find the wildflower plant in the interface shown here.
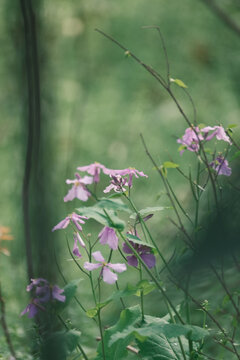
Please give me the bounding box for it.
[20,28,240,360]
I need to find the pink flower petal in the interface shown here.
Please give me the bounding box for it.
[102,267,118,284]
[84,262,102,271]
[52,217,70,232]
[92,251,105,263]
[108,263,127,273]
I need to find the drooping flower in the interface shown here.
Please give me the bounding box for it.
[52,212,88,232]
[177,127,203,154]
[105,167,148,187]
[64,173,93,202]
[84,251,126,284]
[209,155,232,176]
[72,232,86,258]
[103,175,128,193]
[123,234,156,269]
[98,226,118,250]
[201,126,232,144]
[21,278,65,318]
[77,162,111,183]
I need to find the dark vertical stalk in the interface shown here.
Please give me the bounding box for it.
[20,0,41,280]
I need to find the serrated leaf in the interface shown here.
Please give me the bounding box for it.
[76,206,125,231]
[130,206,167,220]
[228,124,238,129]
[170,78,188,88]
[163,162,179,169]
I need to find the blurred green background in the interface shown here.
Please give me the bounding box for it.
[0,0,240,358]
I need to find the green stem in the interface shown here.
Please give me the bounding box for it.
[139,265,145,323]
[124,194,174,276]
[115,281,126,309]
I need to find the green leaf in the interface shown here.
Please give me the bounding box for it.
[86,308,98,318]
[163,162,179,169]
[126,233,156,249]
[95,306,142,360]
[170,78,188,88]
[228,123,238,129]
[55,280,81,313]
[137,334,189,360]
[76,206,125,231]
[130,206,167,220]
[135,280,156,296]
[96,198,130,212]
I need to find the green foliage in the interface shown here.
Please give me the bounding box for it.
[130,206,167,220]
[96,306,208,360]
[76,206,125,231]
[126,233,156,249]
[96,198,131,212]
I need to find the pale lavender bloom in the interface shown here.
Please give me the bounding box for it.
[201,126,232,144]
[72,232,86,258]
[105,167,148,187]
[64,173,93,202]
[103,175,128,193]
[52,212,88,232]
[210,156,232,176]
[177,127,203,154]
[77,162,111,183]
[21,278,65,318]
[98,226,118,250]
[84,251,126,284]
[123,234,156,269]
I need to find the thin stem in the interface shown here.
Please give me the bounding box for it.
[118,231,185,324]
[66,236,89,277]
[115,281,126,309]
[139,265,145,323]
[0,284,16,359]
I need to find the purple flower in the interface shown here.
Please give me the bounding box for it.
[98,226,118,250]
[123,235,156,269]
[64,173,93,202]
[210,155,232,176]
[77,162,111,183]
[72,232,86,258]
[21,278,65,318]
[21,300,45,318]
[103,175,128,193]
[177,127,203,154]
[201,126,232,144]
[105,167,148,187]
[84,251,126,284]
[52,212,88,232]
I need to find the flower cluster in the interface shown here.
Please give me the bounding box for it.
[177,125,232,176]
[21,278,65,318]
